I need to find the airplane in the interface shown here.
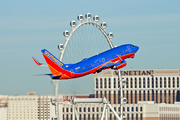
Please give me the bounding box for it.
[32,44,139,80]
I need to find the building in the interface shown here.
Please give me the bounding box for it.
[1,69,180,120]
[93,69,180,120]
[0,95,8,120]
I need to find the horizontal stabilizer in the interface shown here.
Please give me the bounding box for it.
[32,57,47,66]
[32,74,62,79]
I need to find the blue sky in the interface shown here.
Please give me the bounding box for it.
[0,0,180,95]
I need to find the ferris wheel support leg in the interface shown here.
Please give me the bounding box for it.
[105,108,108,120]
[117,69,123,120]
[101,104,106,120]
[52,80,59,120]
[75,107,79,120]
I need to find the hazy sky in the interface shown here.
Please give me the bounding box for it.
[0,0,180,95]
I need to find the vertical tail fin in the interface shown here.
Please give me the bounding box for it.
[41,49,66,76]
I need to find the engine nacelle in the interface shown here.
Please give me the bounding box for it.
[130,54,135,58]
[115,62,127,70]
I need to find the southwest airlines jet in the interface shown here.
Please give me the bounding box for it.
[33,44,139,80]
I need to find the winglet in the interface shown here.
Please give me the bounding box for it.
[32,57,42,66]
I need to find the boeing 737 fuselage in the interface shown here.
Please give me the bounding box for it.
[33,44,139,79]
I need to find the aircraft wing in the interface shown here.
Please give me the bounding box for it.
[32,57,47,66]
[97,60,126,71]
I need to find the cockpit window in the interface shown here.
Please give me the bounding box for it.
[132,45,135,47]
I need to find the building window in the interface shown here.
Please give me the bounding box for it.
[143,90,146,101]
[168,77,171,88]
[114,78,116,88]
[104,78,107,88]
[66,108,68,112]
[147,77,150,88]
[139,78,141,88]
[79,114,81,120]
[97,114,99,120]
[92,114,94,120]
[152,77,154,88]
[88,107,90,112]
[105,91,107,98]
[109,91,111,103]
[96,91,98,98]
[135,78,137,88]
[148,90,150,101]
[156,90,158,103]
[109,78,111,88]
[135,91,137,103]
[164,90,166,103]
[118,91,120,104]
[139,90,141,101]
[160,90,162,103]
[92,107,94,112]
[173,90,175,104]
[126,91,129,104]
[66,115,68,120]
[114,107,116,111]
[84,114,86,120]
[132,107,134,111]
[79,107,81,112]
[136,114,138,120]
[97,107,99,112]
[173,77,175,88]
[131,91,133,104]
[100,91,102,98]
[96,78,98,88]
[127,107,129,111]
[140,107,143,111]
[169,90,171,104]
[131,78,133,88]
[140,114,143,120]
[114,115,116,120]
[143,77,145,88]
[100,78,102,88]
[123,107,125,112]
[126,78,129,88]
[88,114,90,120]
[132,114,134,120]
[160,77,162,88]
[156,77,158,88]
[136,107,138,111]
[152,90,154,101]
[110,114,112,120]
[114,91,116,104]
[127,114,129,120]
[177,77,179,87]
[164,77,166,88]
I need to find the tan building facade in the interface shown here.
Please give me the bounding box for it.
[92,69,180,120]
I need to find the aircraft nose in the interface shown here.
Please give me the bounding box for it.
[134,46,139,52]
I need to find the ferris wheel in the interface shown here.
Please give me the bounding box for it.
[58,13,114,64]
[52,13,124,120]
